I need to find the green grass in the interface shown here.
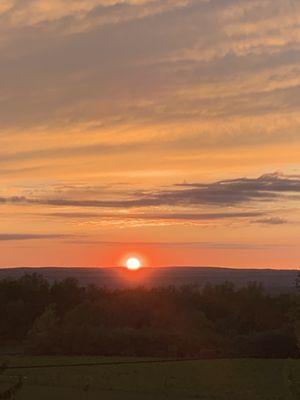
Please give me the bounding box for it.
[0,357,299,399]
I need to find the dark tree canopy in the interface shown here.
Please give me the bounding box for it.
[0,274,299,358]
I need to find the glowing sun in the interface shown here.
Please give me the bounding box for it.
[125,257,142,271]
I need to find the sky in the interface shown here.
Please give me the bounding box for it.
[1,0,300,269]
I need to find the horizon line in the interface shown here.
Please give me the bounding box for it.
[0,265,298,272]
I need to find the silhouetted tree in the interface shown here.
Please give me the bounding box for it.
[0,274,49,340]
[0,362,23,399]
[50,278,84,317]
[296,271,300,292]
[28,305,59,354]
[294,271,300,351]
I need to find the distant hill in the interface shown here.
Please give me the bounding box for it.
[0,267,298,294]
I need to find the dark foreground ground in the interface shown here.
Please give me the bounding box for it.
[0,357,299,399]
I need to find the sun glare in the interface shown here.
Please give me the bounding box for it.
[125,257,142,271]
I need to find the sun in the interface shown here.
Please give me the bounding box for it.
[125,257,142,271]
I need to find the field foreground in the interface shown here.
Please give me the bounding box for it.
[0,357,299,399]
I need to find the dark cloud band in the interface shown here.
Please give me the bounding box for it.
[0,173,299,209]
[0,234,69,241]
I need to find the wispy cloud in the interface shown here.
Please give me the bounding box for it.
[252,217,288,225]
[1,0,300,137]
[64,239,297,251]
[0,233,70,241]
[1,173,299,209]
[46,210,265,221]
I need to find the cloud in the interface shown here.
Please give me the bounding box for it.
[253,217,288,225]
[1,0,300,141]
[0,138,148,164]
[0,233,70,241]
[65,239,296,251]
[173,173,300,205]
[0,1,187,30]
[1,173,299,209]
[46,210,265,221]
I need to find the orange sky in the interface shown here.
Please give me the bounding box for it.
[0,0,300,269]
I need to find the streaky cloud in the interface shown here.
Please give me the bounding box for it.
[1,173,300,209]
[0,233,70,241]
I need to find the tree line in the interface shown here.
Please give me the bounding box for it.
[0,273,299,358]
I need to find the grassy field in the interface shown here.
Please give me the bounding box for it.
[0,357,299,399]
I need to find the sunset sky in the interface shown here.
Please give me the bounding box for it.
[1,0,300,268]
